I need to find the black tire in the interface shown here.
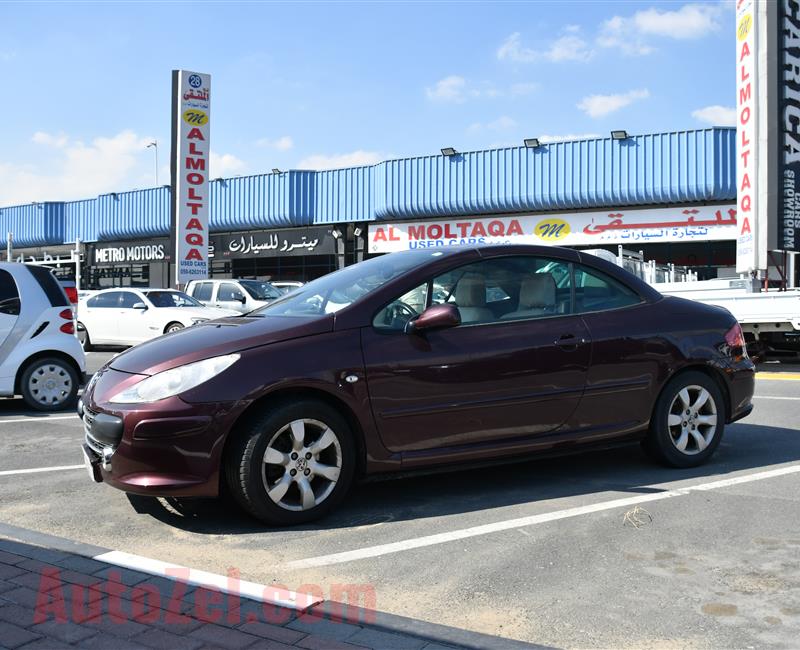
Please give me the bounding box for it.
[643,370,725,468]
[77,322,93,352]
[225,399,356,526]
[20,357,80,412]
[165,322,184,334]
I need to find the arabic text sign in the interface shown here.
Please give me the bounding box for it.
[174,70,211,284]
[211,227,335,258]
[368,205,738,253]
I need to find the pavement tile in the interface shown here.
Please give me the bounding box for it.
[287,616,362,642]
[29,619,99,644]
[54,555,111,575]
[133,627,206,650]
[420,644,464,650]
[0,603,34,626]
[147,608,206,633]
[0,565,25,581]
[93,566,154,586]
[0,620,42,649]
[0,551,26,566]
[85,612,150,638]
[188,623,262,649]
[235,619,306,644]
[295,635,371,650]
[0,581,16,595]
[79,632,152,650]
[346,627,428,650]
[0,542,67,565]
[0,586,42,608]
[8,639,73,650]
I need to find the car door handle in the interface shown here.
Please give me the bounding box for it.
[555,334,586,350]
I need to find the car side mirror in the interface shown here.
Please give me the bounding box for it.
[404,303,461,335]
[238,295,247,304]
[132,302,147,310]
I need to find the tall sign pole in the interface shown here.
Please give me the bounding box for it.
[170,70,211,288]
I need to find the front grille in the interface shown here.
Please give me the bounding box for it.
[84,430,107,457]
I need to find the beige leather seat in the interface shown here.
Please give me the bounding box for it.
[501,275,557,320]
[454,275,494,323]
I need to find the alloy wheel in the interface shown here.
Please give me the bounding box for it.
[261,418,342,512]
[667,385,718,455]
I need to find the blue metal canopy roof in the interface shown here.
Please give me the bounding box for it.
[0,128,736,247]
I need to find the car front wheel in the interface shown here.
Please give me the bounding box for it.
[20,357,79,411]
[644,370,725,468]
[225,399,356,525]
[165,322,184,334]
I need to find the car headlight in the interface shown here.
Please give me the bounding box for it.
[108,354,240,404]
[191,317,208,324]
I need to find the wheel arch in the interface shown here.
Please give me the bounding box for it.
[14,350,83,395]
[220,386,368,484]
[163,321,184,334]
[655,363,732,423]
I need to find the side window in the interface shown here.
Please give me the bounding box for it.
[118,292,140,308]
[0,270,21,316]
[88,292,122,308]
[193,283,213,301]
[573,265,642,313]
[431,256,572,325]
[219,283,244,302]
[373,283,428,331]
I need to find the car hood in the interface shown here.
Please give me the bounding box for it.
[109,314,334,375]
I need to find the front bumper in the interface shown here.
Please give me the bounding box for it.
[78,370,243,497]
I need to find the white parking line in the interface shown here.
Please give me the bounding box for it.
[0,415,77,424]
[285,464,800,570]
[93,550,321,612]
[0,464,84,477]
[753,396,800,400]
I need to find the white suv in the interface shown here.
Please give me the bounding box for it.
[185,279,282,314]
[0,263,86,411]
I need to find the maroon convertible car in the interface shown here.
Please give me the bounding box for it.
[80,245,754,525]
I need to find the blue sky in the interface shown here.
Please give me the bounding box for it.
[0,1,734,206]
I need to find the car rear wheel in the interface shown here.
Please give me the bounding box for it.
[644,370,725,468]
[225,399,356,525]
[165,322,184,334]
[77,322,93,352]
[20,357,79,411]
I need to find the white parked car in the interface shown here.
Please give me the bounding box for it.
[0,263,86,411]
[270,280,304,295]
[77,288,237,349]
[185,278,282,314]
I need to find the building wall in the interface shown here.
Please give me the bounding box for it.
[4,128,737,246]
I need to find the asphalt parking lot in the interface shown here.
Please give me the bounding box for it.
[1,351,799,649]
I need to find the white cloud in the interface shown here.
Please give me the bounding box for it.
[426,75,467,103]
[297,150,386,170]
[0,130,156,205]
[598,3,722,55]
[209,152,247,177]
[577,89,650,118]
[468,115,518,133]
[255,135,294,151]
[497,31,593,63]
[510,82,538,97]
[538,133,602,143]
[691,104,736,126]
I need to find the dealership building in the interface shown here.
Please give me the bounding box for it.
[0,127,739,288]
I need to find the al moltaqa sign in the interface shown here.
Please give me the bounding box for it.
[369,205,737,253]
[171,70,211,284]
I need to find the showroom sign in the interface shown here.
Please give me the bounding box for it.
[171,69,211,284]
[211,226,336,259]
[90,242,168,266]
[368,205,738,253]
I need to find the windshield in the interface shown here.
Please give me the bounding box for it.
[145,291,202,308]
[239,280,282,301]
[249,251,442,317]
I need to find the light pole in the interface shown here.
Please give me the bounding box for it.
[147,141,158,186]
